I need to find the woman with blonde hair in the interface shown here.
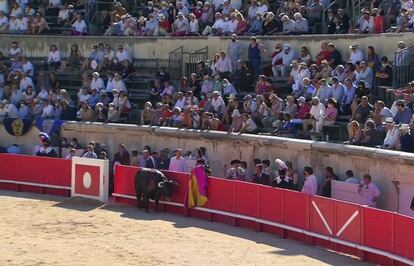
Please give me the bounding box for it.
[347,120,363,144]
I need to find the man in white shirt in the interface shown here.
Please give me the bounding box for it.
[301,166,318,195]
[349,43,364,64]
[22,57,34,77]
[90,72,105,92]
[174,92,186,109]
[9,41,23,58]
[72,14,87,35]
[115,45,132,63]
[0,11,8,33]
[19,72,34,91]
[216,51,232,77]
[114,73,127,93]
[209,91,225,117]
[272,44,298,78]
[16,13,28,34]
[303,96,326,134]
[202,12,225,36]
[41,99,55,118]
[46,44,61,70]
[358,174,380,208]
[171,12,190,36]
[382,117,400,150]
[168,149,188,172]
[105,73,116,93]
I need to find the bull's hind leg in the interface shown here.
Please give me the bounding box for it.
[136,189,143,209]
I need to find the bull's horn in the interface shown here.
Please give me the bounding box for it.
[158,182,166,188]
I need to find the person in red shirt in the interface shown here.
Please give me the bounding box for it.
[371,8,384,33]
[160,104,173,126]
[157,14,170,35]
[234,13,248,35]
[291,96,311,124]
[192,1,203,19]
[315,42,332,65]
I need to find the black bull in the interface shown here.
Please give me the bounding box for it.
[134,168,178,212]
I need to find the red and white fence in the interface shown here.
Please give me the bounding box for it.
[0,154,413,266]
[112,165,414,266]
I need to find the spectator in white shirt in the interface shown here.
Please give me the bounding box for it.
[41,99,55,118]
[90,72,105,92]
[188,13,200,35]
[105,72,116,93]
[202,12,225,35]
[169,149,188,172]
[281,15,295,34]
[349,43,364,64]
[9,41,23,58]
[114,73,127,93]
[174,92,186,109]
[293,12,308,34]
[216,51,232,78]
[303,97,326,135]
[209,91,226,118]
[16,13,28,34]
[0,11,8,33]
[272,44,298,78]
[8,15,20,34]
[115,45,132,63]
[171,12,190,36]
[19,72,34,92]
[1,99,19,118]
[382,117,400,150]
[45,44,61,71]
[301,166,318,195]
[358,174,380,208]
[240,113,258,133]
[22,57,34,77]
[72,14,87,36]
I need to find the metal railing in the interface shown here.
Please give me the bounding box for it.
[168,46,209,80]
[393,45,414,88]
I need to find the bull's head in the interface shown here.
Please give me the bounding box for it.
[157,179,179,201]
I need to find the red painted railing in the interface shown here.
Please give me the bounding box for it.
[113,165,414,266]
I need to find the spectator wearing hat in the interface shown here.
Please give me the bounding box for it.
[294,62,310,94]
[349,43,364,65]
[209,91,226,119]
[90,72,105,92]
[284,95,298,118]
[303,96,325,136]
[297,77,316,99]
[222,79,237,98]
[115,45,131,63]
[113,72,127,93]
[272,43,297,78]
[228,109,243,132]
[394,100,413,124]
[281,15,295,34]
[358,174,380,208]
[292,96,311,125]
[225,159,246,180]
[114,144,131,165]
[95,102,107,122]
[106,103,118,122]
[358,10,374,33]
[293,12,308,34]
[382,117,400,149]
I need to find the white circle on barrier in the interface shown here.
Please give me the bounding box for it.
[83,172,92,189]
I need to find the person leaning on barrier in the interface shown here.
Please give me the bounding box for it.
[82,145,98,159]
[301,166,318,195]
[225,159,245,181]
[358,174,380,208]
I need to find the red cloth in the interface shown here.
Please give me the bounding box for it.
[297,104,311,120]
[235,19,248,35]
[159,20,170,32]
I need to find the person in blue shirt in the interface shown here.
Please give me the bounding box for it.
[394,100,413,124]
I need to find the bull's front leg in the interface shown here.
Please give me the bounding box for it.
[154,196,160,212]
[143,194,150,213]
[136,189,142,209]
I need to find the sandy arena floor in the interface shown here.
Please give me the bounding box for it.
[0,190,371,266]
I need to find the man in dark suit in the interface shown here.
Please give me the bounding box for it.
[156,148,170,170]
[145,152,156,169]
[252,164,270,186]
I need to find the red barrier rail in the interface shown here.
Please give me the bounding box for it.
[113,166,414,266]
[0,154,71,196]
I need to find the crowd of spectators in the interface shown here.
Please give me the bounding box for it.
[100,0,414,36]
[0,38,413,152]
[0,0,413,36]
[0,0,86,35]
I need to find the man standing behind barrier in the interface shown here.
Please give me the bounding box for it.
[301,166,318,195]
[358,174,380,208]
[169,148,187,173]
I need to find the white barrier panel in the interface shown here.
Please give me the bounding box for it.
[71,157,109,202]
[331,181,361,205]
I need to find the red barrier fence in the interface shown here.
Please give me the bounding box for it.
[113,165,414,266]
[0,154,71,196]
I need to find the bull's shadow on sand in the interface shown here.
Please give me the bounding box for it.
[101,203,370,266]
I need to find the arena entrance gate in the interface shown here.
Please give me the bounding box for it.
[169,46,209,80]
